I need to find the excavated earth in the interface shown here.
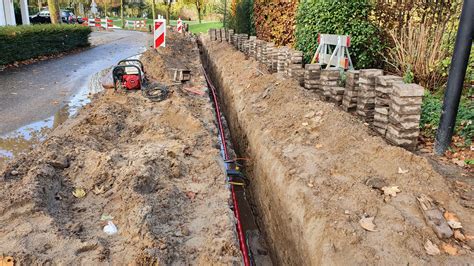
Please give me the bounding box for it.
[0,32,241,264]
[200,36,474,264]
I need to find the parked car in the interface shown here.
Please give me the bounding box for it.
[29,9,78,24]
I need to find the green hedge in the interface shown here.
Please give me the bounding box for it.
[0,24,91,65]
[295,0,384,69]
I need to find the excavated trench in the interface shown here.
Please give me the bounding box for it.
[198,36,474,265]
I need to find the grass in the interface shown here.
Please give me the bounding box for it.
[110,17,222,33]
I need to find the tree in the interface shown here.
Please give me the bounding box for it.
[184,0,205,24]
[151,0,156,19]
[47,0,61,23]
[163,0,172,25]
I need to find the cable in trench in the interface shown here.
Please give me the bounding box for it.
[201,66,251,266]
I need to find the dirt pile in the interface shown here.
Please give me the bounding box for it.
[0,32,240,264]
[201,36,474,264]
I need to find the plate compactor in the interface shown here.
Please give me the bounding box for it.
[111,59,169,102]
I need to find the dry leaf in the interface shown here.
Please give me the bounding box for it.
[441,243,458,256]
[398,167,409,174]
[424,240,440,256]
[72,188,86,198]
[382,186,401,197]
[93,185,105,195]
[447,220,462,229]
[359,216,377,232]
[315,144,323,149]
[454,230,466,242]
[444,211,460,222]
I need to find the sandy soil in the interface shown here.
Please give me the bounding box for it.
[201,36,474,265]
[0,32,240,264]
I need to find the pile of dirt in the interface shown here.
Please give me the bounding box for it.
[201,37,474,264]
[0,32,240,264]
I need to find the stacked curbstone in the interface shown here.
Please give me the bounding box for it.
[249,36,257,59]
[286,49,304,85]
[277,47,289,74]
[342,70,360,112]
[304,64,322,91]
[256,40,266,63]
[386,83,424,151]
[220,28,225,42]
[356,69,384,123]
[320,69,341,101]
[331,86,346,105]
[209,29,216,41]
[262,42,275,71]
[373,75,404,136]
[228,29,234,44]
[271,47,279,72]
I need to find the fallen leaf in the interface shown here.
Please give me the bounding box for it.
[424,240,440,256]
[444,211,460,222]
[359,216,377,232]
[447,220,462,229]
[398,167,409,174]
[381,186,401,197]
[307,182,314,188]
[100,214,114,221]
[315,144,323,149]
[93,185,105,195]
[441,243,458,255]
[454,230,466,242]
[72,188,86,198]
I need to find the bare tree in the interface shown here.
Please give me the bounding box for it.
[47,0,61,23]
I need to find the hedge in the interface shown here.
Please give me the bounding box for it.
[254,0,298,46]
[0,24,91,65]
[295,0,385,69]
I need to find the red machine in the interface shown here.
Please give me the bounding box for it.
[112,59,145,90]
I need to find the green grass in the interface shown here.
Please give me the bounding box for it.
[109,17,222,33]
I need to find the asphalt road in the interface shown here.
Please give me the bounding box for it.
[0,30,151,135]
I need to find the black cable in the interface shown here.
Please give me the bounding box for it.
[141,82,169,102]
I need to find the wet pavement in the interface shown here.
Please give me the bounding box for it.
[0,29,152,169]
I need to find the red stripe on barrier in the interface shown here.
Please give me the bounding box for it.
[155,32,165,47]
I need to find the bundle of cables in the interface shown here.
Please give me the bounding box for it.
[141,82,169,102]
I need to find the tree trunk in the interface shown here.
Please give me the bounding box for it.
[121,0,124,27]
[47,0,61,24]
[38,0,42,10]
[166,2,171,25]
[152,0,156,19]
[195,1,201,24]
[104,0,108,17]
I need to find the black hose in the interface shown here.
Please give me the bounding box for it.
[141,82,169,102]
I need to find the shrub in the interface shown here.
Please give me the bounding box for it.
[420,92,473,145]
[295,0,384,68]
[0,24,91,65]
[229,0,255,35]
[254,0,298,46]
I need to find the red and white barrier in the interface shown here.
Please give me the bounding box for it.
[177,17,183,33]
[125,20,147,30]
[83,17,114,30]
[154,19,166,48]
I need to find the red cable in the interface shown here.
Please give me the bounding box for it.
[202,66,251,266]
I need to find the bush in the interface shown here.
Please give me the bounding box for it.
[254,0,298,46]
[229,0,254,35]
[420,92,473,145]
[0,24,91,65]
[295,0,384,68]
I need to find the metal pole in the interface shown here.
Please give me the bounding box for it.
[434,0,474,155]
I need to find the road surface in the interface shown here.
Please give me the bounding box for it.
[0,29,151,168]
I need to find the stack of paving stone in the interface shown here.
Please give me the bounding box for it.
[373,75,404,136]
[286,50,304,85]
[386,83,424,150]
[220,28,226,41]
[271,47,279,72]
[341,70,360,112]
[262,42,275,70]
[256,40,266,63]
[209,29,216,41]
[277,47,289,74]
[304,64,322,91]
[243,38,250,55]
[356,69,384,123]
[228,29,234,44]
[238,34,248,52]
[320,69,341,100]
[330,86,346,105]
[248,36,257,58]
[216,29,222,42]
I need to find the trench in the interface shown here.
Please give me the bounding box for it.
[199,42,274,265]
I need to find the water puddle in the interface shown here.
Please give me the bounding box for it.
[0,69,108,170]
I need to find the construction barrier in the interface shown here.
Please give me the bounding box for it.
[83,17,114,30]
[125,20,147,30]
[177,17,183,33]
[311,34,353,70]
[154,19,166,48]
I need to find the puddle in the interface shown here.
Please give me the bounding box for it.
[0,69,109,170]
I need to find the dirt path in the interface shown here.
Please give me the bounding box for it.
[0,32,240,264]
